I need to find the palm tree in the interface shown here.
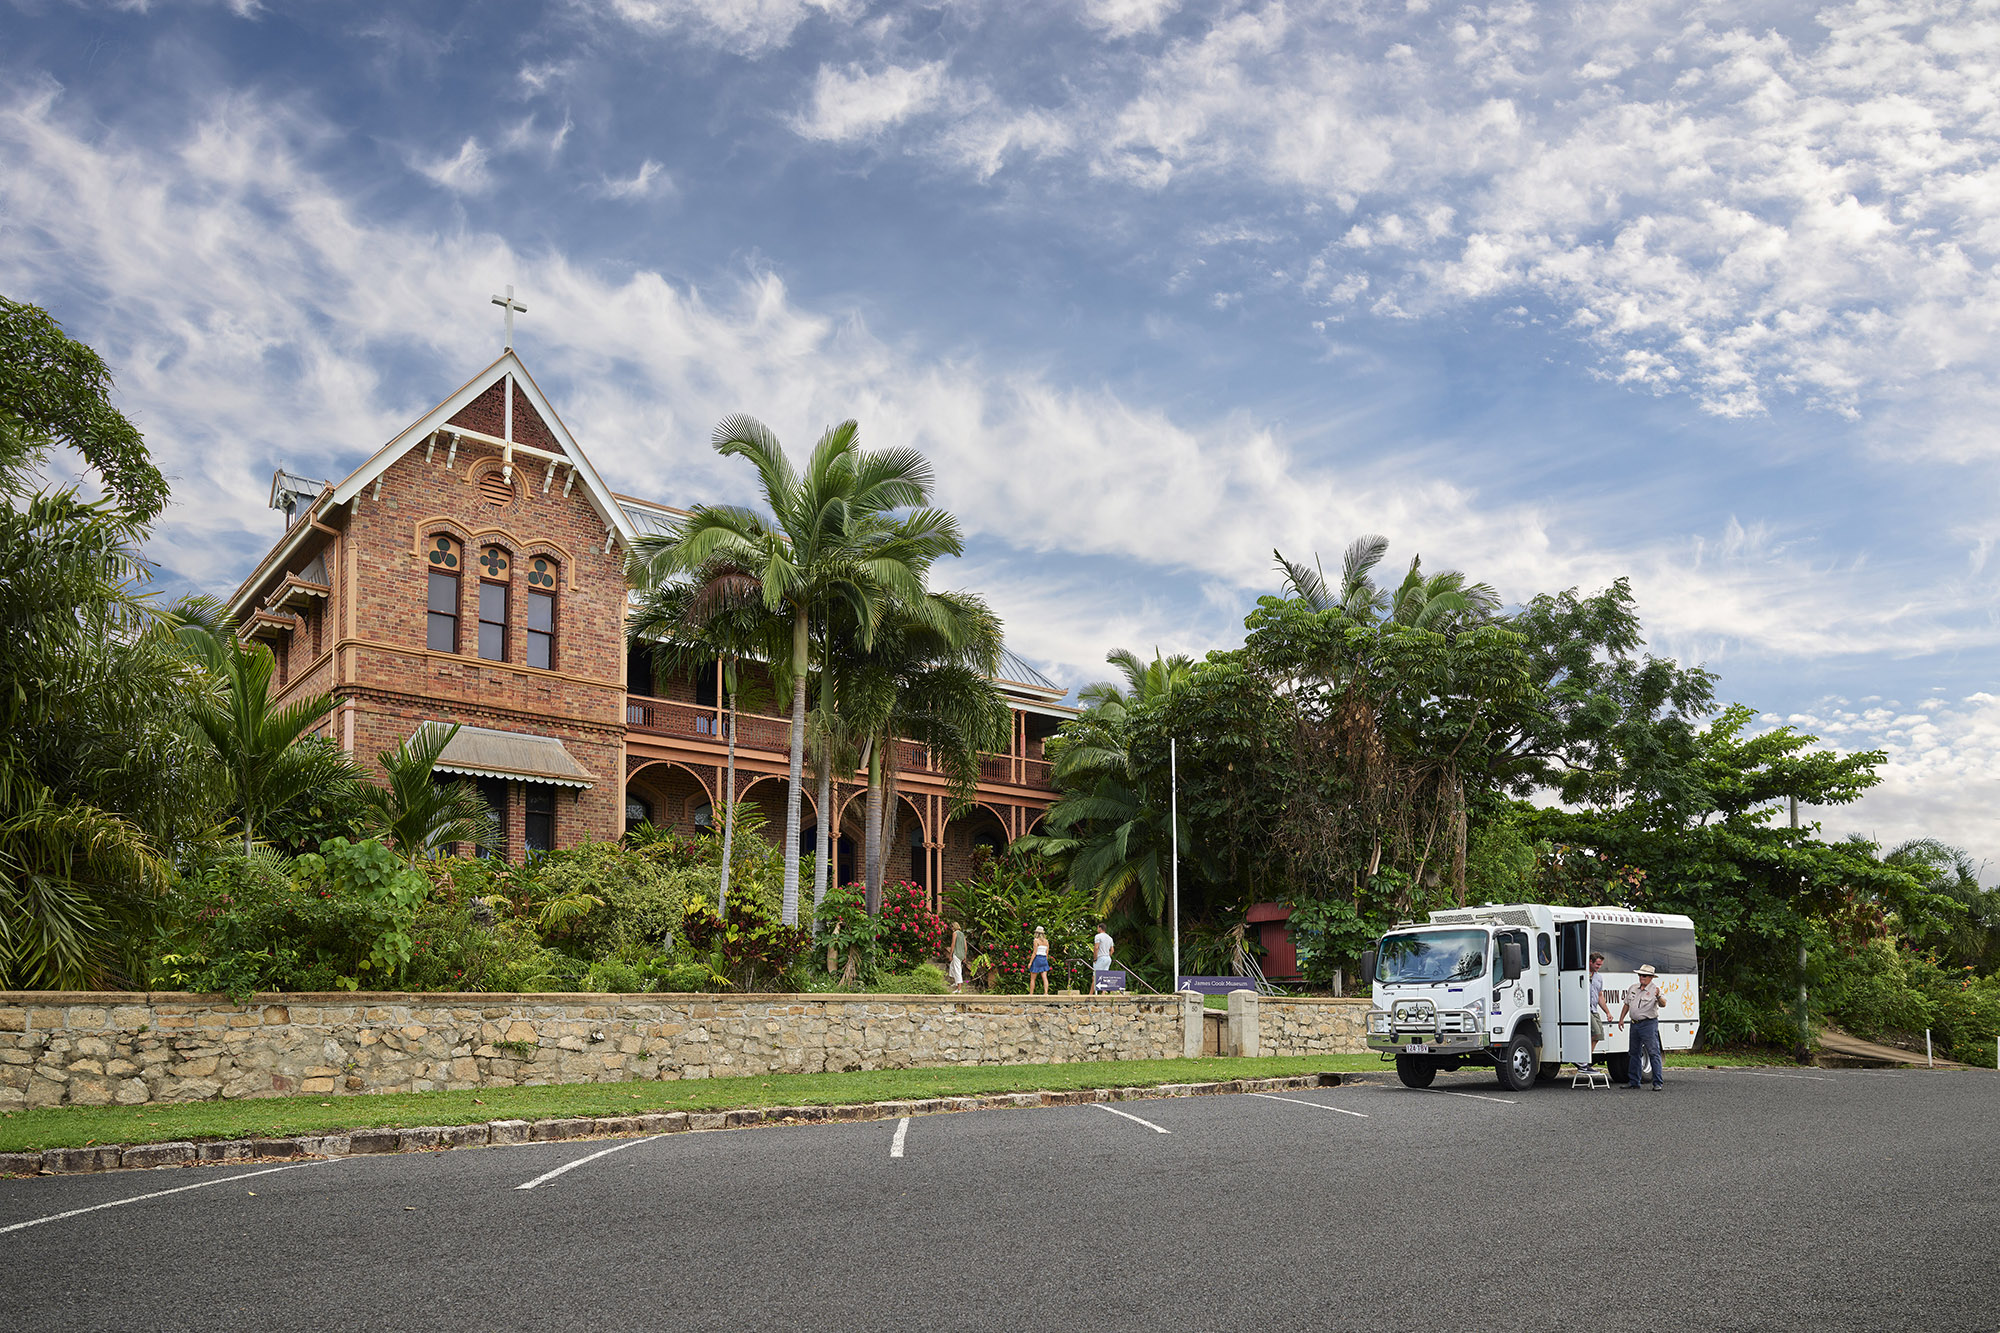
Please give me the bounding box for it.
[175,623,359,852]
[1275,535,1391,620]
[356,725,496,863]
[1277,537,1499,632]
[837,590,1012,913]
[1016,647,1195,916]
[628,416,961,925]
[626,556,786,914]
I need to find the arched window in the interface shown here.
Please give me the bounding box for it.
[425,535,462,652]
[524,555,557,669]
[691,800,714,831]
[625,795,652,833]
[477,545,510,662]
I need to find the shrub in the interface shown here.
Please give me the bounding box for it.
[876,962,949,994]
[681,893,811,991]
[155,838,430,998]
[876,880,947,971]
[649,960,728,993]
[582,957,647,993]
[523,842,713,960]
[815,881,880,978]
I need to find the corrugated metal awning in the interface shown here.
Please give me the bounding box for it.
[423,723,596,789]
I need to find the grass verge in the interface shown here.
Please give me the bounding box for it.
[0,1055,1380,1154]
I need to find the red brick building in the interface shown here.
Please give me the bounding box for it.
[226,350,1069,904]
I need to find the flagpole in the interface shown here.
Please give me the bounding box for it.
[1170,735,1180,992]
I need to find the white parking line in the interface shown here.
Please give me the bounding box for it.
[1843,1070,1903,1078]
[1090,1104,1171,1134]
[1742,1071,1834,1083]
[0,1159,340,1237]
[889,1117,910,1159]
[514,1135,660,1191]
[1247,1092,1368,1119]
[1421,1088,1516,1105]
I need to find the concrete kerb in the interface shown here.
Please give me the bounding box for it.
[0,1073,1348,1179]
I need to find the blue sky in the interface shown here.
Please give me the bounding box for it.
[4,0,1999,867]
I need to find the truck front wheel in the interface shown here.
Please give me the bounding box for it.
[1605,1053,1630,1085]
[1395,1055,1437,1089]
[1496,1031,1540,1091]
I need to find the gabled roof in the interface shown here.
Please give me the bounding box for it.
[230,352,639,618]
[330,351,636,545]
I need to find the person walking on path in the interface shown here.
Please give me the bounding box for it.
[949,923,968,991]
[1092,924,1115,992]
[1618,963,1667,1090]
[1028,926,1051,995]
[1589,952,1613,1061]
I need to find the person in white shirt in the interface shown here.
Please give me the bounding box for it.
[1092,926,1114,991]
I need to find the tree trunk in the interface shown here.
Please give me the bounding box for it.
[814,755,832,918]
[781,607,807,926]
[863,739,885,915]
[812,644,833,917]
[1450,774,1468,906]
[718,668,737,916]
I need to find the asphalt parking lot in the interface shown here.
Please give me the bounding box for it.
[1,1066,1993,1332]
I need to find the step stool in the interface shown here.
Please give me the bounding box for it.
[1571,1063,1611,1089]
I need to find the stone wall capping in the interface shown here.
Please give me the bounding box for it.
[0,1073,1349,1179]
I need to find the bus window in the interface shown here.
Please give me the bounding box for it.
[1589,921,1698,973]
[1558,921,1586,972]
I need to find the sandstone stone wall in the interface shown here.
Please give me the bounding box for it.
[1258,997,1372,1056]
[0,991,1193,1109]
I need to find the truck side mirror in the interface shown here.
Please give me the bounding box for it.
[1360,950,1377,986]
[1500,941,1525,980]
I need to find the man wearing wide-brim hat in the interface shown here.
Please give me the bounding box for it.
[1618,964,1668,1091]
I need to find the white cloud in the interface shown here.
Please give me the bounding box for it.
[597,158,669,200]
[588,0,860,55]
[1081,0,1180,39]
[793,2,2000,447]
[1789,693,2000,876]
[791,61,948,143]
[3,78,1996,694]
[412,136,491,194]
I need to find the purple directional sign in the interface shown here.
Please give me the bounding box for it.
[1092,970,1127,992]
[1177,976,1256,995]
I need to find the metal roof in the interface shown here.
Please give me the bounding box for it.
[423,723,596,789]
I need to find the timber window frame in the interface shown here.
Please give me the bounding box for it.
[425,535,464,653]
[523,555,558,671]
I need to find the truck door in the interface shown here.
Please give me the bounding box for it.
[1557,921,1591,1065]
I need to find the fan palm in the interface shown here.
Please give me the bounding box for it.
[628,416,960,925]
[356,724,497,863]
[175,623,360,852]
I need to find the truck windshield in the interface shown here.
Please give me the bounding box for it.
[1377,930,1487,984]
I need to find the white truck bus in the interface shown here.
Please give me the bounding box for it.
[1362,903,1700,1090]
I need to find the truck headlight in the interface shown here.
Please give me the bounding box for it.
[1466,999,1485,1028]
[1368,1011,1390,1035]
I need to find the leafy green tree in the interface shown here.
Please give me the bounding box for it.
[1,296,168,521]
[356,725,497,864]
[629,415,961,925]
[175,622,360,852]
[0,296,207,987]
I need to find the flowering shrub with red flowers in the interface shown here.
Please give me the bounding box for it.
[876,880,949,970]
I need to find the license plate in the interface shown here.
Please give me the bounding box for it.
[1405,1043,1431,1054]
